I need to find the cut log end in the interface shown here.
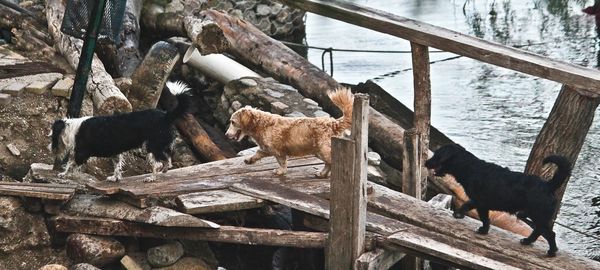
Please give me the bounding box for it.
[96,96,133,115]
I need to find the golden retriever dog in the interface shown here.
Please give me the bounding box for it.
[225,87,354,178]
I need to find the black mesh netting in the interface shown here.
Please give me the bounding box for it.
[60,0,126,43]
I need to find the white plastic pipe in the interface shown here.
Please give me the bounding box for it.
[183,46,261,84]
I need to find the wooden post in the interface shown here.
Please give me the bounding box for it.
[402,128,422,270]
[327,94,369,270]
[411,42,431,200]
[525,84,600,225]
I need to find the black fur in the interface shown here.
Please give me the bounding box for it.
[51,120,65,151]
[425,144,571,257]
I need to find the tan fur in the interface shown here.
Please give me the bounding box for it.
[225,87,354,177]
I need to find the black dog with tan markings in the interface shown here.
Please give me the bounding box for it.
[425,144,571,257]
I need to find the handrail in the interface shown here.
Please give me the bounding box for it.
[277,0,600,95]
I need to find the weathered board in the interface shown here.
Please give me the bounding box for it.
[64,195,219,228]
[176,190,266,214]
[52,215,327,248]
[355,248,405,270]
[0,181,76,200]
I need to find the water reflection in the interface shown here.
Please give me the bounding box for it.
[305,0,599,259]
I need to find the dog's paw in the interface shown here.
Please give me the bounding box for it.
[520,238,534,245]
[106,175,120,182]
[316,171,329,178]
[58,172,67,178]
[143,176,156,182]
[546,249,557,257]
[273,168,286,176]
[244,158,255,164]
[476,226,489,235]
[452,211,465,219]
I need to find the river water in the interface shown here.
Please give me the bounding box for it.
[304,0,600,259]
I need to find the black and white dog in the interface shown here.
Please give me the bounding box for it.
[425,144,571,257]
[50,81,191,182]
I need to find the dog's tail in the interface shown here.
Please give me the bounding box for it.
[543,155,572,192]
[165,81,192,122]
[328,86,354,133]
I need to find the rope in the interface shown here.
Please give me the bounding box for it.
[555,221,600,241]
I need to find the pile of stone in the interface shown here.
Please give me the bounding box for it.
[209,0,305,36]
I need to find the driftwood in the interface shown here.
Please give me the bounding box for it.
[64,194,219,228]
[46,0,131,115]
[175,114,229,162]
[0,182,76,201]
[52,215,328,248]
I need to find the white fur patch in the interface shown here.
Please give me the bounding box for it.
[166,81,190,96]
[61,117,92,153]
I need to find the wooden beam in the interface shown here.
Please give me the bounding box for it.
[51,215,327,248]
[176,190,266,214]
[0,182,76,200]
[411,42,431,199]
[277,0,600,95]
[64,195,219,228]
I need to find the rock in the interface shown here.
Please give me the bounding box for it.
[179,240,219,269]
[51,77,74,98]
[120,252,152,270]
[39,264,67,270]
[70,263,101,270]
[154,257,211,270]
[0,93,10,105]
[313,110,330,117]
[256,4,271,16]
[6,143,20,156]
[66,234,125,267]
[303,98,318,106]
[285,111,305,118]
[367,151,381,166]
[270,101,289,115]
[0,196,51,252]
[1,82,28,96]
[239,78,257,87]
[146,241,184,267]
[26,79,60,95]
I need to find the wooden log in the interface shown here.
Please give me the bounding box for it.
[355,248,405,270]
[402,129,421,198]
[174,114,229,161]
[64,194,219,228]
[127,41,180,110]
[525,84,600,223]
[52,215,328,248]
[176,190,266,214]
[117,0,143,77]
[183,15,230,55]
[46,0,132,115]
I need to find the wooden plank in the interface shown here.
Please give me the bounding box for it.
[355,248,405,270]
[368,183,600,270]
[51,215,327,248]
[277,0,600,95]
[64,195,219,228]
[176,190,266,214]
[387,232,520,270]
[0,182,76,200]
[230,179,408,236]
[88,156,322,195]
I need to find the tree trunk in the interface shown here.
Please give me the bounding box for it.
[46,0,131,115]
[525,84,600,223]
